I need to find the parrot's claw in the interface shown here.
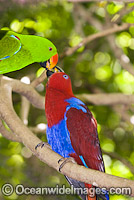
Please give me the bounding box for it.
[35,142,51,150]
[58,157,76,172]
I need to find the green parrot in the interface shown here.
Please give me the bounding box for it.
[0,30,58,74]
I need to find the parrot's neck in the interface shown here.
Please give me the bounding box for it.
[45,88,74,127]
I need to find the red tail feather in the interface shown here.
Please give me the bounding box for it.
[85,183,97,200]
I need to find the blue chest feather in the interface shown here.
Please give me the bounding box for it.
[47,119,75,157]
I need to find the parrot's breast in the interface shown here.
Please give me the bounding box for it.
[45,88,70,127]
[46,119,75,157]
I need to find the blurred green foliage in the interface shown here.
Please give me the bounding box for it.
[0,0,134,200]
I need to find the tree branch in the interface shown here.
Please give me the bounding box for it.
[31,70,46,88]
[0,88,134,196]
[0,119,21,142]
[61,24,133,58]
[2,76,134,109]
[2,76,45,109]
[77,93,134,105]
[0,75,134,196]
[20,96,30,125]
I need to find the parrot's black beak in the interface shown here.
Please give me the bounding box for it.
[40,61,47,69]
[46,70,54,78]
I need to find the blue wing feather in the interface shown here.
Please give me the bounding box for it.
[65,97,87,113]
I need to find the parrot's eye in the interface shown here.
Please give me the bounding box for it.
[63,75,68,79]
[49,47,53,51]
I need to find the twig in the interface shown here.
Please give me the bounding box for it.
[31,70,46,88]
[61,24,133,58]
[20,97,30,125]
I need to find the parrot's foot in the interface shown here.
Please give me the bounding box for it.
[58,157,76,172]
[35,142,51,150]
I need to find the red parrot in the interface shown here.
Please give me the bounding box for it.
[45,70,109,200]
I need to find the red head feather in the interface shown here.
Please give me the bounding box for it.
[46,72,73,96]
[45,72,74,127]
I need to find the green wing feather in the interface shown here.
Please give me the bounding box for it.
[0,33,21,60]
[0,30,57,74]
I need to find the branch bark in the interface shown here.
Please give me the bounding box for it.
[76,93,134,105]
[61,24,133,58]
[0,119,21,142]
[2,76,134,109]
[31,70,46,88]
[20,97,30,125]
[2,76,45,109]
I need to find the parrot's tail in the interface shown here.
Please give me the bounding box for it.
[65,176,109,200]
[87,195,96,200]
[85,183,109,200]
[86,189,109,200]
[85,183,96,200]
[86,190,109,200]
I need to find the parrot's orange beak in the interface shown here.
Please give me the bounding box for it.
[46,53,58,70]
